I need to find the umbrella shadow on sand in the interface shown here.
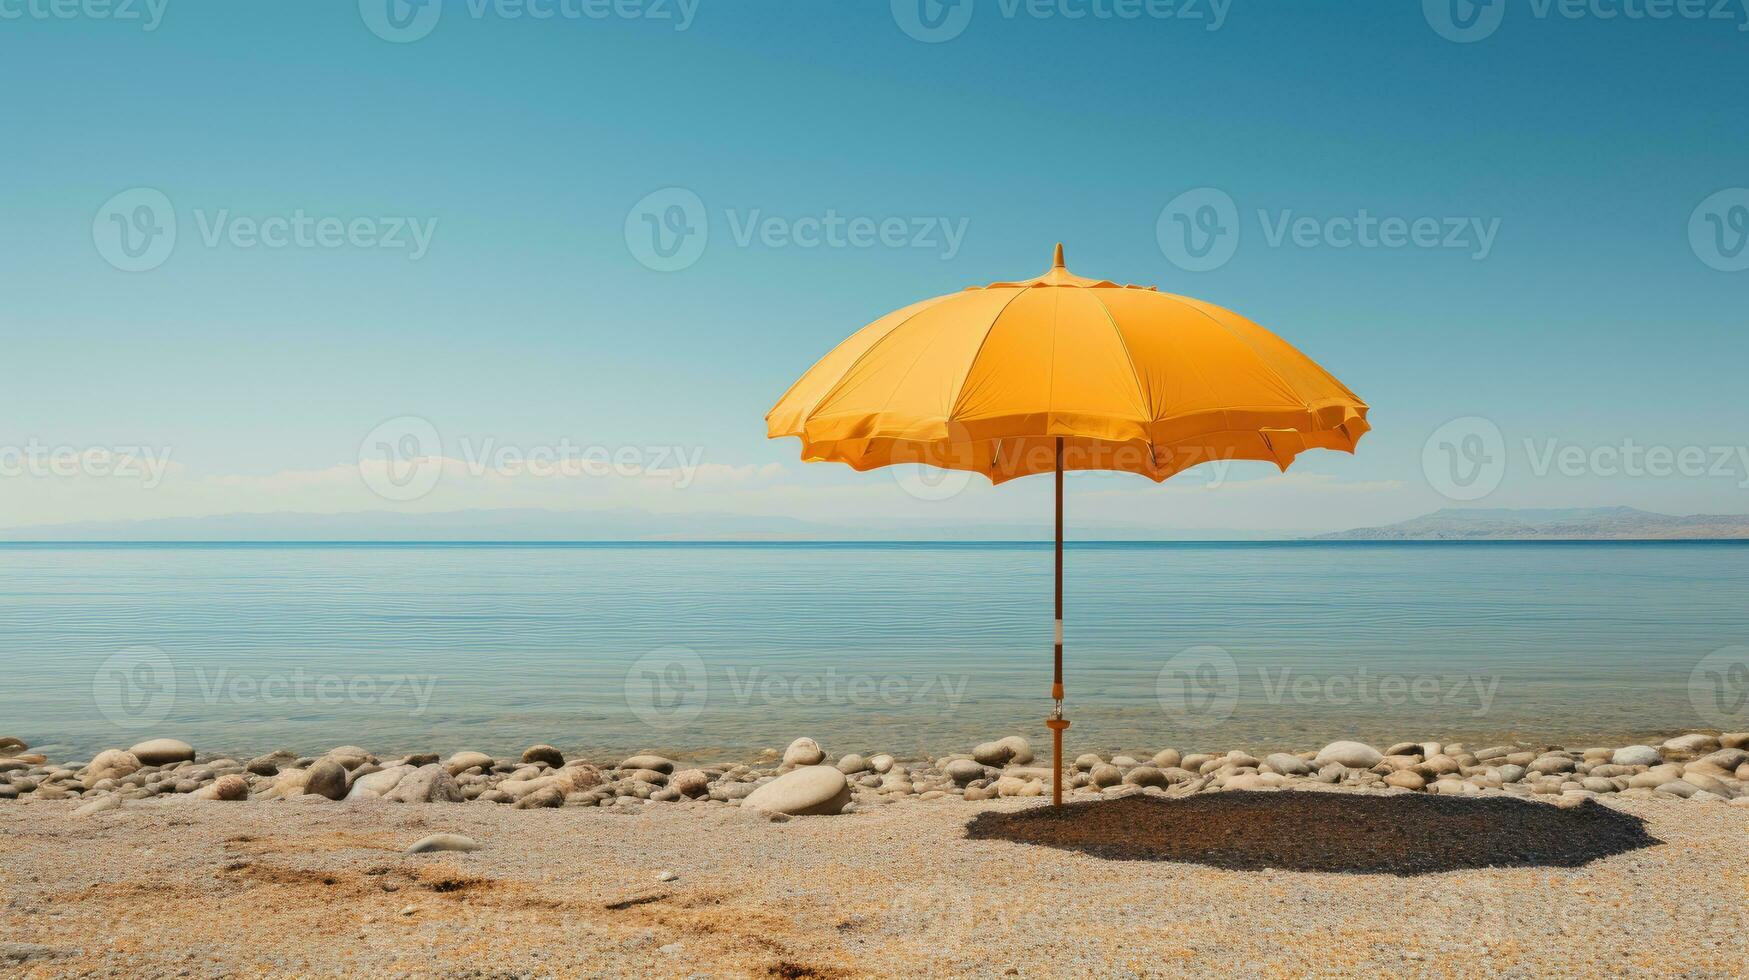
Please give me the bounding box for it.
[963,792,1662,876]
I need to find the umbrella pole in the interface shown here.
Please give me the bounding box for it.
[1046,436,1069,806]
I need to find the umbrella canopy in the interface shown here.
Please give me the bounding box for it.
[768,244,1369,484]
[766,245,1369,806]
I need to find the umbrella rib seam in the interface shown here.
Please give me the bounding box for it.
[1088,290,1156,427]
[946,286,1036,429]
[799,293,958,431]
[1174,297,1313,417]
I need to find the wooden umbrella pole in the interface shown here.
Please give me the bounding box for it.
[1046,436,1069,806]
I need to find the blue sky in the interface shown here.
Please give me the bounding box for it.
[2,0,1746,534]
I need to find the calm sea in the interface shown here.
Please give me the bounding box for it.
[4,542,1746,761]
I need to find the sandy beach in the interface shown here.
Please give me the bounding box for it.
[4,788,1747,978]
[4,731,1749,976]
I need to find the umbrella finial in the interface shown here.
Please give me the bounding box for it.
[1052,242,1065,269]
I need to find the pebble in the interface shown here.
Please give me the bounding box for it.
[81,749,141,790]
[972,741,1015,766]
[1529,755,1577,775]
[781,738,825,767]
[72,796,121,818]
[303,759,349,800]
[997,735,1033,764]
[1313,741,1383,768]
[193,774,248,801]
[945,759,985,785]
[445,751,495,775]
[1661,733,1719,755]
[405,833,481,854]
[521,744,564,768]
[1122,766,1172,789]
[128,738,195,766]
[383,764,464,803]
[743,765,851,816]
[346,765,414,800]
[1088,764,1121,788]
[1264,753,1311,776]
[1385,770,1426,791]
[671,769,711,797]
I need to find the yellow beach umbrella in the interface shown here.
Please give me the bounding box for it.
[767,245,1369,805]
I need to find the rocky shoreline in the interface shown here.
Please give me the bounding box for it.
[5,729,1748,819]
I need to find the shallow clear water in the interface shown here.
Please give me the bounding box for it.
[4,542,1746,761]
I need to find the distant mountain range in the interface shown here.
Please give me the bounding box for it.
[0,508,1286,542]
[1316,506,1749,540]
[4,505,1745,543]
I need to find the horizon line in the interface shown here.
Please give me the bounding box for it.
[1,538,1746,547]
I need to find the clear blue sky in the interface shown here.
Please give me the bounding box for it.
[2,1,1746,533]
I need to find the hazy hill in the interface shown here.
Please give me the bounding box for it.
[0,508,1286,542]
[1317,506,1749,540]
